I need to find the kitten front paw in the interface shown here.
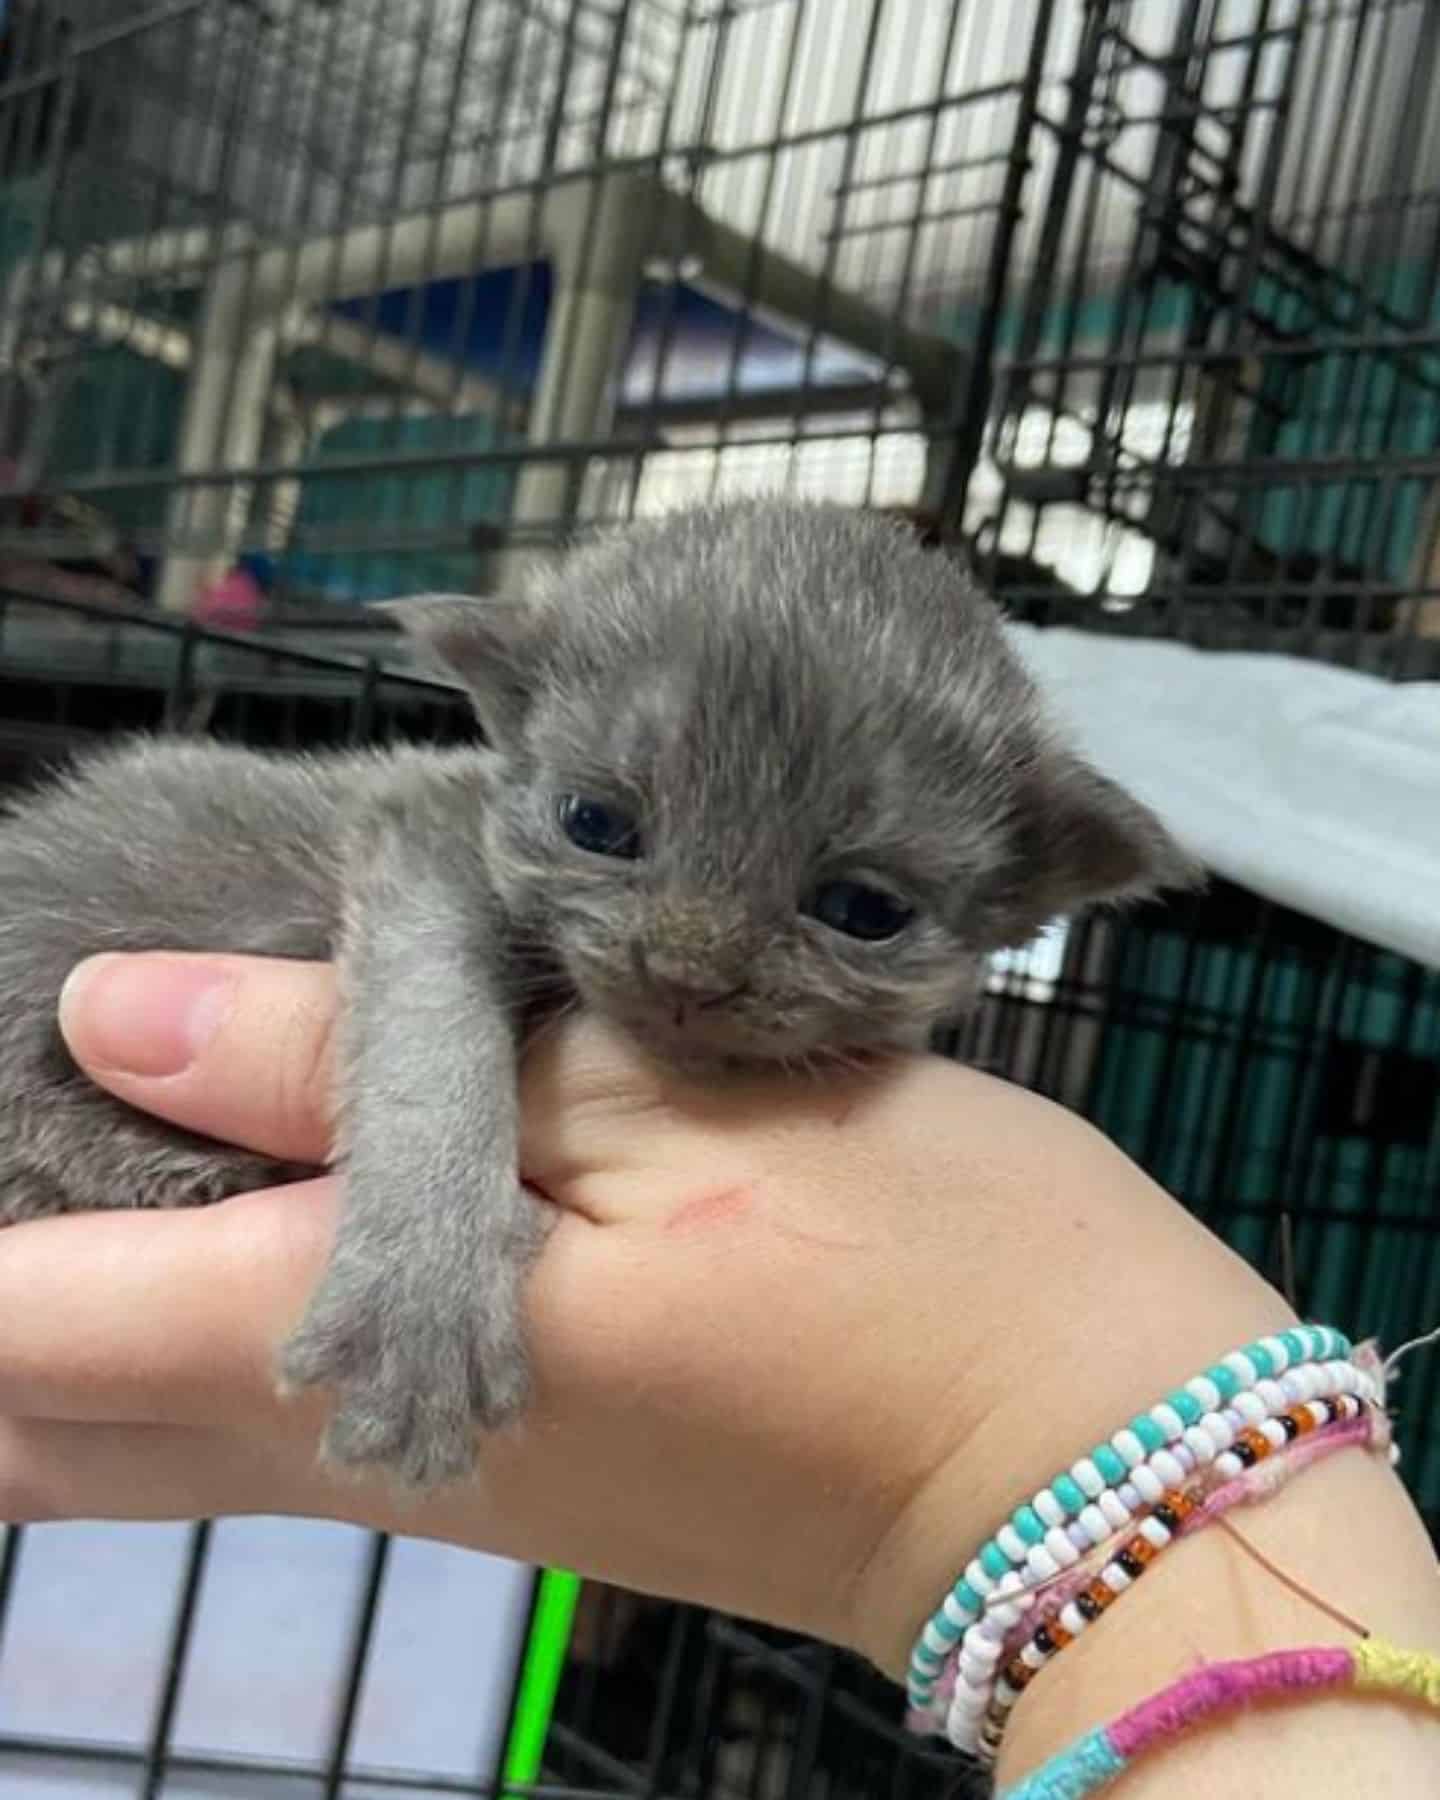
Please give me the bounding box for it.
[278,1274,530,1490]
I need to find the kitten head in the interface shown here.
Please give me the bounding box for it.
[391,500,1200,1066]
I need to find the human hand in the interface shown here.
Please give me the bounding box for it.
[5,949,1438,1800]
[0,947,1257,1681]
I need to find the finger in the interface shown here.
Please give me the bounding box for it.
[0,1180,602,1436]
[59,953,338,1163]
[0,1183,337,1426]
[0,1413,522,1558]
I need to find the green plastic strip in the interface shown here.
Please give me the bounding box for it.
[499,1568,581,1798]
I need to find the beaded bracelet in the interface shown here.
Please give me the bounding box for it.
[907,1327,1361,1722]
[907,1325,1354,1716]
[951,1388,1378,1756]
[978,1339,1394,1687]
[975,1395,1377,1761]
[917,1362,1377,1743]
[992,1398,1381,1680]
[996,1637,1440,1799]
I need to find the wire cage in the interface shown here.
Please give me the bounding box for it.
[0,1,1436,1797]
[975,0,1440,676]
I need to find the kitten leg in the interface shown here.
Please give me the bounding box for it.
[278,780,546,1490]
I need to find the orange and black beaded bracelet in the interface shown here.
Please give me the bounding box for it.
[975,1393,1377,1762]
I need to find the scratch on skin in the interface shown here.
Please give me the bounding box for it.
[664,1183,869,1252]
[664,1183,756,1233]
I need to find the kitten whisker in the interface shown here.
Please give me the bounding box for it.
[518,996,582,1057]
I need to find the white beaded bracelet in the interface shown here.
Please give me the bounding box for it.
[932,1357,1379,1751]
[904,1334,1374,1743]
[972,1391,1383,1764]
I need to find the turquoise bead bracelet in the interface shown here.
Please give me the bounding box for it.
[905,1324,1352,1713]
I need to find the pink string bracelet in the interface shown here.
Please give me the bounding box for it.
[995,1409,1376,1673]
[1001,1395,1386,1665]
[996,1638,1440,1799]
[983,1338,1393,1680]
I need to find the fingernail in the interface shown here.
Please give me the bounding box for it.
[59,953,238,1077]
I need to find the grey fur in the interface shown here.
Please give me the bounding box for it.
[0,500,1200,1486]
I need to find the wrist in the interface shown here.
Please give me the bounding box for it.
[996,1447,1440,1792]
[845,1277,1440,1792]
[843,1282,1297,1682]
[837,1101,1295,1681]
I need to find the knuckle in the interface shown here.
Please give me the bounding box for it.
[277,991,340,1156]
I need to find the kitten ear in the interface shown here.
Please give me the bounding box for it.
[378,593,541,746]
[1010,747,1204,929]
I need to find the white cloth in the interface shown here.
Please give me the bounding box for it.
[1006,626,1440,972]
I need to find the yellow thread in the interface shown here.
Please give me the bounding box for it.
[1352,1637,1440,1709]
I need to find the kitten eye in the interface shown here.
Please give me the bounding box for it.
[805,879,914,942]
[557,793,642,860]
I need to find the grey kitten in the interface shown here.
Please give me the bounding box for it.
[0,500,1199,1487]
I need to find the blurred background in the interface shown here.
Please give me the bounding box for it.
[0,2,1436,1796]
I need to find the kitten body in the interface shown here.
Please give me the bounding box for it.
[0,501,1198,1485]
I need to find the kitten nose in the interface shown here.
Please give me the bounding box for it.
[630,942,748,1013]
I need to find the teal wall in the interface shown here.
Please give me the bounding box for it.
[287,411,514,602]
[1247,264,1440,579]
[1087,914,1440,1515]
[45,349,181,540]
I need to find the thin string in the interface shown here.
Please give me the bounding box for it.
[974,1408,1380,1669]
[961,1415,1379,1748]
[976,1384,1391,1635]
[1383,1321,1440,1377]
[1211,1516,1371,1639]
[921,1330,1416,1754]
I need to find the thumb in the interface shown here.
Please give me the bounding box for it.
[59,953,338,1165]
[55,951,677,1195]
